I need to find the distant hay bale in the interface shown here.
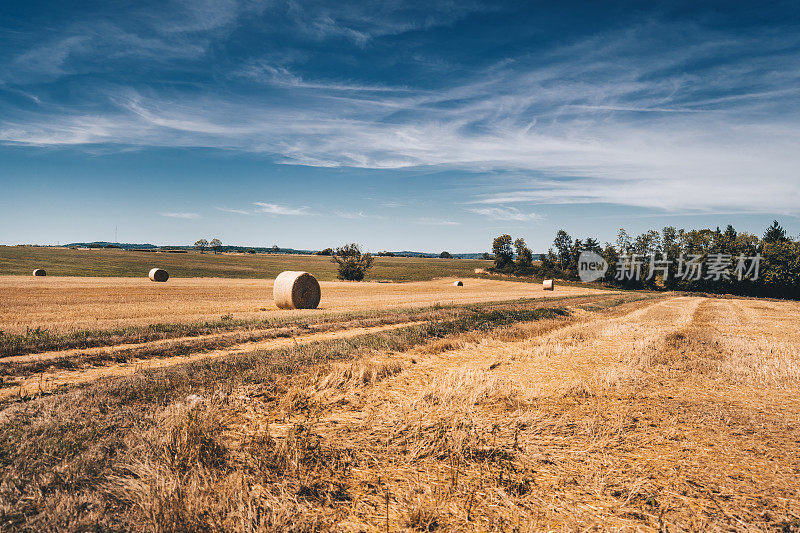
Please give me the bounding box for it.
[543,279,554,291]
[274,271,321,309]
[148,268,169,282]
[32,269,46,277]
[453,280,463,286]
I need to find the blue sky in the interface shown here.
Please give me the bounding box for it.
[1,0,798,252]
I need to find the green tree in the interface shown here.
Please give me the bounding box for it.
[764,220,788,244]
[553,230,572,269]
[584,237,602,254]
[514,238,533,271]
[194,239,208,254]
[333,243,374,281]
[601,243,619,282]
[634,230,661,257]
[615,228,632,254]
[210,238,222,254]
[661,226,678,254]
[492,234,514,271]
[661,226,680,288]
[761,240,800,297]
[439,251,452,259]
[734,232,759,256]
[540,248,557,275]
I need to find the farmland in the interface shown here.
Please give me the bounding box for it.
[1,256,799,531]
[0,275,599,334]
[0,246,491,281]
[4,0,798,530]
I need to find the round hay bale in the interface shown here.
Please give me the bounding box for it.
[273,271,321,309]
[149,268,169,282]
[32,269,46,277]
[543,279,554,291]
[453,280,463,286]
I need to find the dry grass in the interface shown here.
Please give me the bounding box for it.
[153,295,799,531]
[0,300,574,531]
[0,296,609,399]
[2,294,800,531]
[0,320,427,401]
[0,275,603,334]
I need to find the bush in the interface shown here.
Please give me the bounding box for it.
[332,243,374,281]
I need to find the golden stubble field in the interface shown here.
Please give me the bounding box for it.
[0,275,603,333]
[213,295,800,530]
[1,272,799,531]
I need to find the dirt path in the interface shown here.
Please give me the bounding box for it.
[0,320,427,401]
[1,294,631,401]
[0,326,292,365]
[1,293,615,365]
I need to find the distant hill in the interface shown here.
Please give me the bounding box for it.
[64,242,316,254]
[63,241,157,249]
[388,251,488,259]
[61,243,490,258]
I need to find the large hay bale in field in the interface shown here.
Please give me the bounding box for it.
[453,280,463,286]
[148,268,169,282]
[32,269,46,277]
[274,271,321,309]
[543,279,554,291]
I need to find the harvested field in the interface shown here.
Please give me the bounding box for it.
[0,294,619,399]
[2,291,799,531]
[0,275,603,334]
[0,246,492,280]
[0,319,428,401]
[199,295,800,530]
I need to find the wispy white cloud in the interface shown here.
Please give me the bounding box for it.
[238,63,413,93]
[469,207,543,221]
[6,36,88,84]
[2,19,800,215]
[284,0,488,46]
[334,210,386,219]
[161,212,201,219]
[253,202,312,216]
[215,206,252,215]
[0,0,254,84]
[414,217,461,226]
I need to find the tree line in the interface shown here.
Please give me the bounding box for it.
[193,238,223,254]
[492,220,800,299]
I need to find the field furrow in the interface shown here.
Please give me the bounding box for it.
[3,282,799,531]
[200,295,800,530]
[0,320,430,401]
